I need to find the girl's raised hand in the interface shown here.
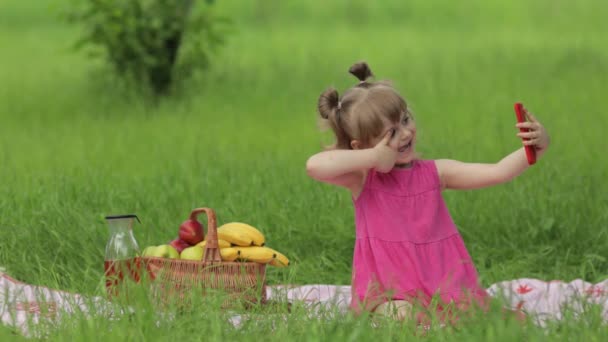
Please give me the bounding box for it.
[516,109,550,152]
[373,128,400,173]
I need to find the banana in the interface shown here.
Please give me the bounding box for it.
[218,222,265,247]
[217,225,253,246]
[219,247,240,262]
[196,239,231,249]
[234,246,275,264]
[266,247,289,267]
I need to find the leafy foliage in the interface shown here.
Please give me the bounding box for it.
[65,0,230,95]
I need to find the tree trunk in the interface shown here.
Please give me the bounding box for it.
[149,0,195,95]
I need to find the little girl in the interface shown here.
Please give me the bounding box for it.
[306,62,550,324]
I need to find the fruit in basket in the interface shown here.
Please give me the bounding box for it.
[217,229,253,246]
[217,222,265,246]
[178,208,207,245]
[196,239,231,249]
[267,248,290,267]
[220,222,266,246]
[180,245,204,261]
[144,244,180,259]
[142,246,158,257]
[169,238,190,253]
[158,245,180,259]
[234,246,275,263]
[218,247,240,261]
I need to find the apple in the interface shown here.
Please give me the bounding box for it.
[149,244,180,259]
[180,245,204,261]
[142,246,158,257]
[169,238,190,253]
[178,208,206,245]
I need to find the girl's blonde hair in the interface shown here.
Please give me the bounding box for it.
[317,62,409,150]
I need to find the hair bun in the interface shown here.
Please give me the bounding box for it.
[349,62,373,82]
[318,88,340,119]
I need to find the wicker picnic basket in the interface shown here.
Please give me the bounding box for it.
[140,207,267,308]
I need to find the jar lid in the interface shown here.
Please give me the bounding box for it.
[105,214,141,223]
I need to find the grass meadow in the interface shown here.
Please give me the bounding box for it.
[1,0,607,340]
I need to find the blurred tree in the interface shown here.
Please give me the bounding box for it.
[65,0,229,96]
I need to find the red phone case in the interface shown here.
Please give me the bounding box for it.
[514,102,536,165]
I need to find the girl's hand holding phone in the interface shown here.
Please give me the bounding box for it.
[515,103,550,163]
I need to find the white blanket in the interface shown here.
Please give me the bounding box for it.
[2,267,607,337]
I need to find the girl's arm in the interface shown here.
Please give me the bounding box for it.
[305,149,375,190]
[436,111,550,190]
[436,148,539,190]
[306,129,400,190]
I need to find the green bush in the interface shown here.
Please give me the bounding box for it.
[65,0,229,95]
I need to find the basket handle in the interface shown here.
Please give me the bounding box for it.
[194,207,222,263]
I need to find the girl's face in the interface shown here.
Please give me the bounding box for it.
[370,110,417,166]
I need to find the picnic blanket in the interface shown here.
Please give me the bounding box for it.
[2,267,608,337]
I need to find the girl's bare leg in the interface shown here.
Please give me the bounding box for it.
[373,300,413,321]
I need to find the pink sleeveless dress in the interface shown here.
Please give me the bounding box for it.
[350,159,489,313]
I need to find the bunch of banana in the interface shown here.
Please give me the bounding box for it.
[207,221,289,267]
[234,246,290,267]
[196,238,231,249]
[234,246,274,263]
[268,248,289,268]
[219,247,240,262]
[217,222,265,247]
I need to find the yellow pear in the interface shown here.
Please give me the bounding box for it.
[148,245,180,259]
[180,245,204,261]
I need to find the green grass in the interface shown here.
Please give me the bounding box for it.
[1,0,607,340]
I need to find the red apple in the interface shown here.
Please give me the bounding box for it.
[169,238,189,253]
[178,208,206,245]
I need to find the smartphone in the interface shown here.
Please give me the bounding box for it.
[514,102,536,165]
